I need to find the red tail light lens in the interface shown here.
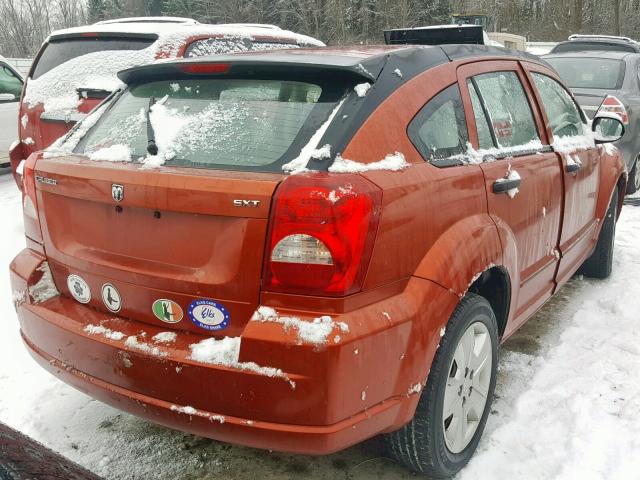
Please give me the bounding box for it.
[598,95,629,125]
[264,173,382,297]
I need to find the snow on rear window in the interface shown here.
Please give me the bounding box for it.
[75,79,340,171]
[184,38,299,57]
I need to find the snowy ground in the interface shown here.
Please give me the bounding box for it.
[1,172,639,479]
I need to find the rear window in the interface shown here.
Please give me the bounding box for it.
[546,57,625,89]
[75,78,345,172]
[32,37,156,80]
[184,38,298,57]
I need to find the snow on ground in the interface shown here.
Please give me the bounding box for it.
[1,173,640,479]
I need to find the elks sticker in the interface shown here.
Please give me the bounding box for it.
[187,299,230,331]
[152,299,183,324]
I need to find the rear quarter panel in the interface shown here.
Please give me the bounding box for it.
[341,61,503,297]
[337,62,505,424]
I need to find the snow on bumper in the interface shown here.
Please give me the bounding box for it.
[9,248,458,454]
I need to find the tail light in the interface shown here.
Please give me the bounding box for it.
[22,153,44,244]
[264,173,382,297]
[598,95,629,125]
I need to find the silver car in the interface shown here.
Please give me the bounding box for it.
[0,55,23,173]
[544,49,640,194]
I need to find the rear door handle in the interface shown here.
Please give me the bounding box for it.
[566,162,582,173]
[493,178,522,194]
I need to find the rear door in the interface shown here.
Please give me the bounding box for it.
[458,61,564,332]
[32,74,347,337]
[524,63,602,286]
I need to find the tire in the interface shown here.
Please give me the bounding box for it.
[626,156,640,195]
[383,293,499,478]
[580,189,618,279]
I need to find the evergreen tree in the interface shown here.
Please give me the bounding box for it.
[88,0,106,23]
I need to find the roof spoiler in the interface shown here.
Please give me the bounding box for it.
[384,25,485,46]
[49,31,159,42]
[118,57,383,85]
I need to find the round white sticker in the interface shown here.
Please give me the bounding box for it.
[101,283,122,313]
[67,274,91,304]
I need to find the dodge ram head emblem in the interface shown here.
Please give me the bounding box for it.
[112,184,124,203]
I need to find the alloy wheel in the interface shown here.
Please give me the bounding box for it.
[442,321,493,454]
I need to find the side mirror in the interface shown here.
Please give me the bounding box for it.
[592,113,625,144]
[0,93,16,102]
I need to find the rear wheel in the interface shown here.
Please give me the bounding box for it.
[580,189,618,279]
[384,293,498,478]
[626,156,640,195]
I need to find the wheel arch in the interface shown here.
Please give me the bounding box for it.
[467,265,512,339]
[597,147,627,222]
[616,173,627,218]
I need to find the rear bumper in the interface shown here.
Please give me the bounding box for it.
[10,248,458,454]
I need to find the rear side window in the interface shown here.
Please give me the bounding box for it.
[532,73,584,138]
[32,37,155,80]
[76,78,343,171]
[408,84,468,164]
[471,71,540,148]
[184,38,298,57]
[545,57,625,90]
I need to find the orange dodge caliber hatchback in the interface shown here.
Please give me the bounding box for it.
[10,45,626,477]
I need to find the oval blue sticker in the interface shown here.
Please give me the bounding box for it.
[187,299,230,331]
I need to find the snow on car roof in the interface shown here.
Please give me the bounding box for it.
[47,22,324,48]
[94,16,200,25]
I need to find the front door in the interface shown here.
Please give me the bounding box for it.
[458,61,564,334]
[524,64,601,286]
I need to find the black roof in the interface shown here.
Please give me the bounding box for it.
[118,44,550,85]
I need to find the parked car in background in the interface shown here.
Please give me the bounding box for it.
[10,45,626,478]
[0,55,23,172]
[545,50,640,193]
[550,34,640,54]
[8,16,323,185]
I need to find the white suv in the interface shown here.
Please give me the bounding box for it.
[0,55,23,172]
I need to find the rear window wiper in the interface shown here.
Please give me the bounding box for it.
[146,96,158,155]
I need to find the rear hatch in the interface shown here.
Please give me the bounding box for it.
[545,55,626,118]
[33,61,363,336]
[36,159,278,337]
